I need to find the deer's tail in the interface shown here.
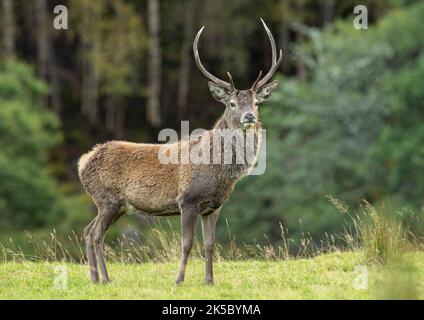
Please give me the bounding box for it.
[77,145,101,181]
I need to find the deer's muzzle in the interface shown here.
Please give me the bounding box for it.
[241,112,257,129]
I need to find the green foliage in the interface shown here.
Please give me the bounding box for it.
[69,0,146,98]
[1,0,423,249]
[223,3,424,243]
[0,60,66,228]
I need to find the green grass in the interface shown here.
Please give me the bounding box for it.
[1,201,423,299]
[1,251,423,299]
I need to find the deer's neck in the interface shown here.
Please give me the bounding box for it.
[212,112,232,130]
[209,113,262,180]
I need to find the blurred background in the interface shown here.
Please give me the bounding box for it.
[0,0,423,255]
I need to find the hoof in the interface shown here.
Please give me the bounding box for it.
[204,279,214,285]
[90,271,99,283]
[90,277,100,284]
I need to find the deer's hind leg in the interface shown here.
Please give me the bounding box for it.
[84,217,99,283]
[91,199,124,283]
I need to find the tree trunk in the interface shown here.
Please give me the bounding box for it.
[115,104,126,139]
[81,58,99,125]
[106,96,116,133]
[147,0,161,127]
[105,96,125,138]
[294,0,306,81]
[35,0,48,81]
[34,0,62,113]
[321,0,334,27]
[279,0,290,73]
[49,53,62,114]
[177,0,195,119]
[22,1,36,44]
[80,8,99,126]
[1,0,16,58]
[81,46,99,125]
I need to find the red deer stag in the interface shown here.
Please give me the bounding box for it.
[78,18,282,284]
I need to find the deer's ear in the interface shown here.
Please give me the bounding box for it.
[208,82,230,103]
[256,80,278,102]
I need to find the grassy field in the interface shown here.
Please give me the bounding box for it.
[1,251,423,299]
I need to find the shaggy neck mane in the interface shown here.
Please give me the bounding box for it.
[207,110,263,179]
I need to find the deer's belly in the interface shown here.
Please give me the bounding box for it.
[122,177,180,215]
[125,199,180,216]
[123,189,179,216]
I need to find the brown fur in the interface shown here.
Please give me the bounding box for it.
[79,19,281,284]
[78,109,262,283]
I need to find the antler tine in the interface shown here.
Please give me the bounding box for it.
[193,26,232,90]
[226,72,235,90]
[260,18,276,65]
[256,49,283,89]
[250,70,262,90]
[252,19,283,90]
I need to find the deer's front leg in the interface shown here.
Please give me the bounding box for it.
[201,207,221,285]
[176,203,198,284]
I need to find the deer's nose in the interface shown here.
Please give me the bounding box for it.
[242,112,256,123]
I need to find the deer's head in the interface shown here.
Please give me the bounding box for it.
[193,18,282,130]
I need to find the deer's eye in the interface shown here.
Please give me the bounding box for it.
[229,102,237,109]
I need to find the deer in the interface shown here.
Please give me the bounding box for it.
[78,18,282,285]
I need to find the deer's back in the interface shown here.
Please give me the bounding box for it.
[78,141,181,214]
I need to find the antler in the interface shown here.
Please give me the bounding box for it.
[251,18,283,91]
[193,26,234,91]
[250,70,262,91]
[226,72,236,90]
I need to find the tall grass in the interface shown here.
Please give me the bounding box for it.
[0,218,341,263]
[355,201,407,264]
[1,199,422,265]
[327,196,421,265]
[325,197,423,299]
